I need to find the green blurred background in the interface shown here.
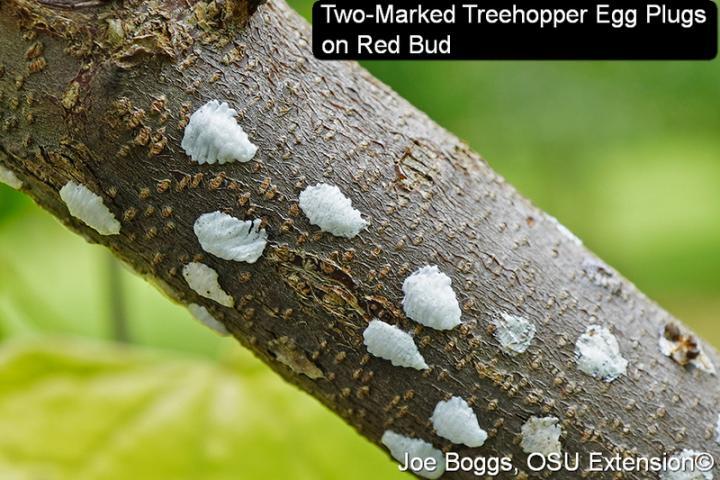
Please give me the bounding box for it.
[1,1,718,478]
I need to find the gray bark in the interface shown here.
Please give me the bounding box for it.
[0,0,718,478]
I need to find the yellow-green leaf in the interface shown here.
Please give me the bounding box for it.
[0,339,402,480]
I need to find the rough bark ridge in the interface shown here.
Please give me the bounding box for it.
[1,0,719,478]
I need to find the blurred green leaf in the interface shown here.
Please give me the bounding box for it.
[0,188,32,224]
[0,338,402,480]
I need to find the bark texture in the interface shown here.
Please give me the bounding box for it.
[1,0,719,478]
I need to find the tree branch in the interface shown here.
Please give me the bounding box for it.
[1,0,718,478]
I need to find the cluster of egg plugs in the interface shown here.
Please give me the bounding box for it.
[2,98,715,480]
